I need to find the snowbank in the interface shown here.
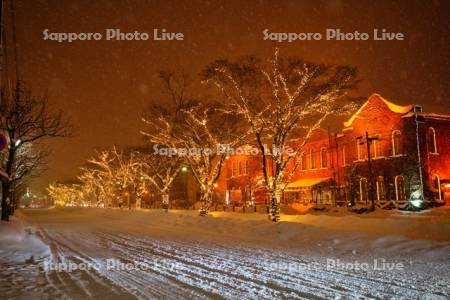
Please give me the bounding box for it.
[0,211,51,264]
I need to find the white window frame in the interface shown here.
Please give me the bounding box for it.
[392,130,402,157]
[429,127,438,154]
[357,140,362,160]
[432,174,442,200]
[376,176,385,200]
[372,139,378,158]
[342,146,346,166]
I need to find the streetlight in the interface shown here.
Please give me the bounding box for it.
[181,165,188,206]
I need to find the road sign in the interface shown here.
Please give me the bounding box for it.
[0,133,7,151]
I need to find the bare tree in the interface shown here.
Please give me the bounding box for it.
[47,183,83,207]
[136,150,181,211]
[202,49,359,221]
[141,71,246,216]
[78,164,113,207]
[140,72,192,210]
[84,147,141,209]
[1,82,71,221]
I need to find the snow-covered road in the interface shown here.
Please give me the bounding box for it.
[1,208,450,299]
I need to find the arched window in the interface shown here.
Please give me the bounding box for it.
[232,162,237,177]
[376,176,385,200]
[372,139,380,158]
[238,161,244,175]
[395,175,407,201]
[310,148,317,169]
[392,130,403,156]
[428,127,437,154]
[360,178,368,202]
[320,147,328,168]
[300,152,307,170]
[432,174,442,200]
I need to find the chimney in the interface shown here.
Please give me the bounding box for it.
[413,105,422,113]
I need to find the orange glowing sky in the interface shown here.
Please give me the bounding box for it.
[5,0,450,192]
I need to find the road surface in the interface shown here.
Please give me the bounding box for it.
[1,208,449,299]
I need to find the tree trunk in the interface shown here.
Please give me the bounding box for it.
[1,181,10,221]
[269,189,281,222]
[2,147,16,221]
[162,192,169,212]
[199,189,213,216]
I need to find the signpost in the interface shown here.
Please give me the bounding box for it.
[0,133,7,151]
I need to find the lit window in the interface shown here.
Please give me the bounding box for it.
[232,162,237,177]
[300,152,307,170]
[320,147,328,168]
[238,161,244,175]
[357,140,366,160]
[428,127,437,154]
[392,130,403,156]
[372,139,380,158]
[395,175,406,201]
[376,176,385,200]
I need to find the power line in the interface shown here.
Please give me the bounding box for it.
[8,0,18,82]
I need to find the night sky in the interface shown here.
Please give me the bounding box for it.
[8,0,450,192]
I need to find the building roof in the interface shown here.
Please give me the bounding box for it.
[344,94,413,128]
[418,113,450,120]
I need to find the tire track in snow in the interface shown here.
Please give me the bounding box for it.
[101,232,328,299]
[40,229,211,299]
[101,232,450,299]
[37,229,137,299]
[18,217,450,300]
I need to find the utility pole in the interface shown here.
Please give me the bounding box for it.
[0,0,4,92]
[357,132,379,211]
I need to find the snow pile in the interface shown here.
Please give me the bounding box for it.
[0,211,50,264]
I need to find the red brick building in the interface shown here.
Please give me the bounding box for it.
[220,94,450,210]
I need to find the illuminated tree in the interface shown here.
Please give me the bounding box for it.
[203,49,359,221]
[47,183,84,207]
[78,166,113,207]
[141,72,245,216]
[84,147,141,209]
[136,151,181,211]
